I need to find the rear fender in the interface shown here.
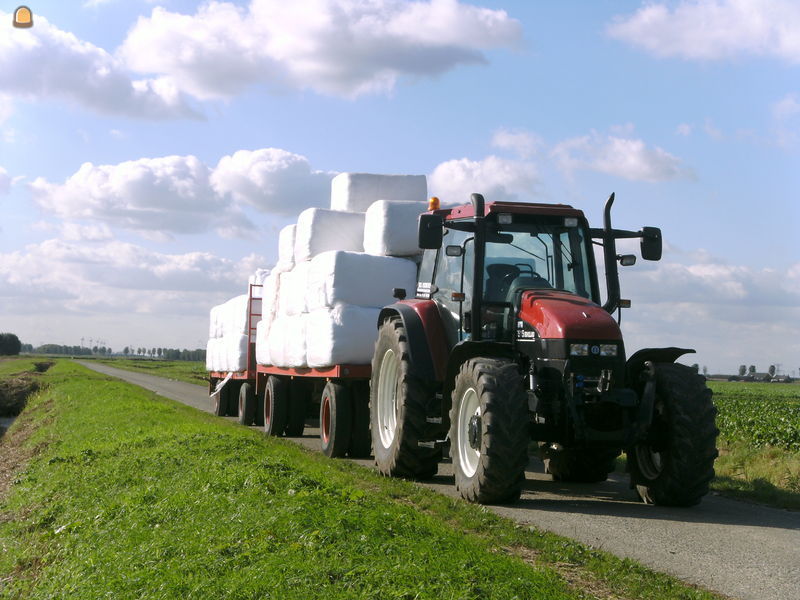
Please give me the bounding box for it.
[378,300,448,382]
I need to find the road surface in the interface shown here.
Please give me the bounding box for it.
[79,361,800,600]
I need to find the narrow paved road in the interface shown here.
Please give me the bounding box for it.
[79,361,800,600]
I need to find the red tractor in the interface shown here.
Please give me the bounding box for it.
[370,193,718,505]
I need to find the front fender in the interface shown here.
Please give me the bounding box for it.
[625,347,695,388]
[378,300,448,382]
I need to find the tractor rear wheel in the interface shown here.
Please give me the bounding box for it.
[540,444,619,483]
[450,358,529,504]
[627,363,718,506]
[320,381,352,458]
[263,376,289,436]
[238,382,256,426]
[370,317,439,479]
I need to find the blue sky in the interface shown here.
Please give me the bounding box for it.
[0,0,798,374]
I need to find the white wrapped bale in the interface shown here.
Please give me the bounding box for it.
[267,315,307,368]
[248,268,271,297]
[331,173,427,212]
[363,200,428,256]
[255,319,271,366]
[225,333,249,372]
[294,208,366,263]
[306,251,418,311]
[277,224,296,271]
[306,305,381,367]
[277,261,311,316]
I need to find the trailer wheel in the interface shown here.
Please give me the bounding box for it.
[348,381,372,458]
[450,358,529,504]
[238,382,256,426]
[320,381,352,458]
[226,382,242,417]
[263,376,289,436]
[212,380,229,417]
[284,379,308,437]
[371,317,439,480]
[540,444,619,483]
[627,363,718,506]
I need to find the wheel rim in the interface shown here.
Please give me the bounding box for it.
[636,445,663,480]
[457,387,481,478]
[263,388,271,431]
[377,348,399,449]
[321,395,331,444]
[239,393,244,417]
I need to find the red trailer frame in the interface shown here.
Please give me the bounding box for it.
[207,283,373,459]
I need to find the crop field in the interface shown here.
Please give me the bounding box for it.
[91,358,208,386]
[709,381,800,451]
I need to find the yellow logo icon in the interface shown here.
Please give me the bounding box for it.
[13,6,33,28]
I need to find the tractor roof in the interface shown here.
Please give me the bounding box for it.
[438,200,585,221]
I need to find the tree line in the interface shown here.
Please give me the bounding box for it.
[122,347,205,361]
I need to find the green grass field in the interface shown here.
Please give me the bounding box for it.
[0,359,722,599]
[91,357,208,386]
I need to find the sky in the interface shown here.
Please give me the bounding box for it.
[0,0,797,374]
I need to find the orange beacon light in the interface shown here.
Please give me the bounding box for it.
[13,6,33,28]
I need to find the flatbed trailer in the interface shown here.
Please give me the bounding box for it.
[207,285,372,459]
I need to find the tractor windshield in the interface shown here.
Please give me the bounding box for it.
[482,222,597,304]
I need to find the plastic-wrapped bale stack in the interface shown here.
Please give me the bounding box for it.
[305,250,418,367]
[331,173,427,212]
[363,200,428,257]
[266,208,367,368]
[205,294,251,372]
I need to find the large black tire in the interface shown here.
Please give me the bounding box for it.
[212,380,230,417]
[348,380,372,458]
[285,379,309,437]
[238,382,256,426]
[450,358,529,504]
[263,376,289,437]
[540,444,619,483]
[627,362,718,506]
[226,382,242,417]
[370,318,439,479]
[320,381,352,458]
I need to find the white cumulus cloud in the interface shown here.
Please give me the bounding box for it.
[608,0,800,62]
[28,148,331,238]
[211,148,333,214]
[118,0,522,99]
[0,167,10,194]
[552,132,693,182]
[0,11,199,119]
[429,155,538,205]
[491,128,544,158]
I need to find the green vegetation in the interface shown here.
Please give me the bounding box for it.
[709,381,800,509]
[0,359,723,600]
[92,357,208,386]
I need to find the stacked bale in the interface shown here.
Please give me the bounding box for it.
[205,294,252,372]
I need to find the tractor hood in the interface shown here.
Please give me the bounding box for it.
[517,290,622,340]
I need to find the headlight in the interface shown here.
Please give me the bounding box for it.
[570,343,589,356]
[599,344,618,357]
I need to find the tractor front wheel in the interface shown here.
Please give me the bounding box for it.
[370,317,439,479]
[450,358,529,504]
[627,363,718,506]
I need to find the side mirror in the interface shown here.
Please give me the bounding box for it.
[418,214,444,249]
[640,227,662,261]
[445,245,463,257]
[618,254,636,266]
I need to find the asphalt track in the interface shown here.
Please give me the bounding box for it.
[79,361,800,600]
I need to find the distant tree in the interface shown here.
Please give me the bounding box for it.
[702,365,708,376]
[691,363,700,373]
[748,365,756,375]
[738,365,746,377]
[157,347,162,358]
[0,333,22,356]
[21,343,34,353]
[123,346,130,356]
[768,365,776,377]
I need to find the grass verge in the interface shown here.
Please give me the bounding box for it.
[0,359,723,599]
[91,357,208,386]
